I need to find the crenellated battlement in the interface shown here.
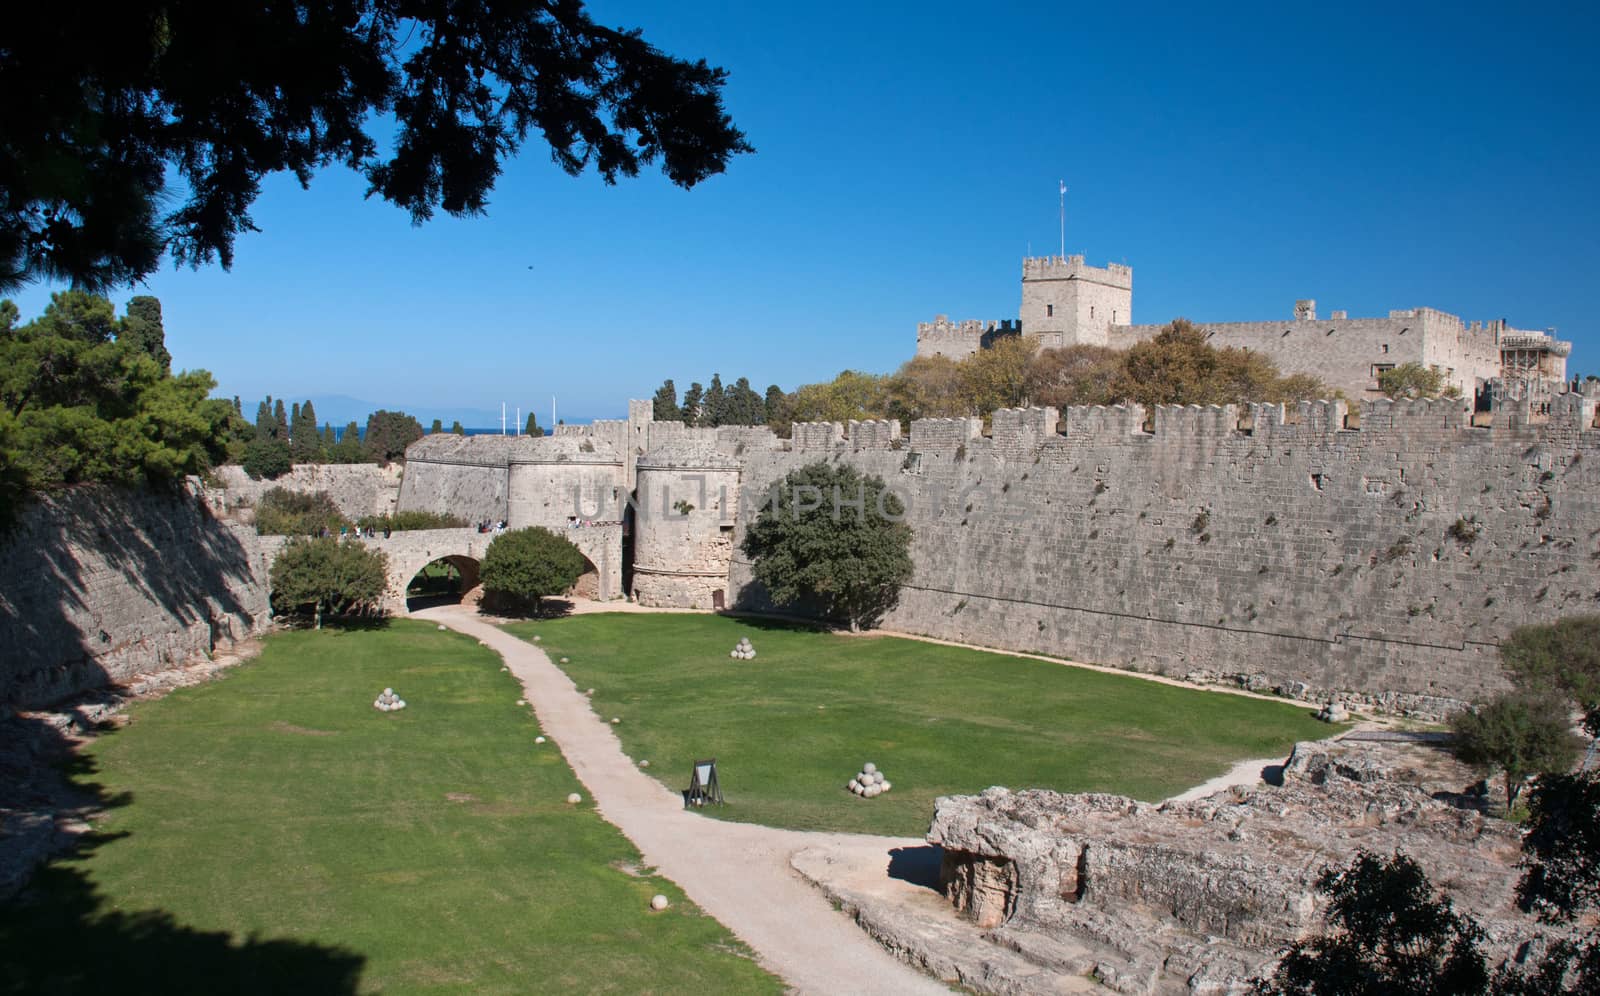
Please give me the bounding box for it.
[1021,254,1133,288]
[909,416,983,450]
[792,421,845,451]
[847,419,902,451]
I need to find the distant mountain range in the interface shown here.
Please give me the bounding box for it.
[284,394,616,430]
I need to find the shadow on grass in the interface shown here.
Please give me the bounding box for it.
[0,712,366,996]
[477,594,575,619]
[0,864,365,995]
[715,611,832,635]
[886,845,944,893]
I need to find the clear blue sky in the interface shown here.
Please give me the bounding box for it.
[10,1,1599,421]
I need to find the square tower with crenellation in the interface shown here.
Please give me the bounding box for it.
[1019,255,1133,348]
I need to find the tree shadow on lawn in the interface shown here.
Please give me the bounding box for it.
[0,712,366,996]
[0,863,366,995]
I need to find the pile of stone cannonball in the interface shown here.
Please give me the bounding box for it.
[374,687,406,712]
[729,638,756,660]
[847,762,891,798]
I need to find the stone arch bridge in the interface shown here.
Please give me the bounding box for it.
[352,526,623,612]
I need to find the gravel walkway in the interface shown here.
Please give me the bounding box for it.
[415,605,949,995]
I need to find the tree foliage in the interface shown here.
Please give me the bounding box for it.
[1499,616,1600,719]
[741,461,913,631]
[254,488,347,536]
[268,536,388,629]
[0,290,232,519]
[652,379,679,421]
[3,0,751,292]
[1448,692,1582,812]
[363,410,423,463]
[1253,851,1488,996]
[770,320,1337,430]
[523,411,545,437]
[240,438,293,481]
[480,526,587,612]
[1379,363,1461,400]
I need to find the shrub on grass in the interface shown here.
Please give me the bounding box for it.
[481,527,586,614]
[269,537,388,628]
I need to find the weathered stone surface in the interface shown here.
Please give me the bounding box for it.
[924,742,1540,993]
[0,484,275,708]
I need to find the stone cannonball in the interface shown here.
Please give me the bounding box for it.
[650,894,670,911]
[862,762,877,775]
[566,793,582,804]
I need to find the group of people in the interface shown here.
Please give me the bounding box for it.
[476,520,507,534]
[317,524,391,540]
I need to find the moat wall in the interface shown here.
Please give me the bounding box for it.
[0,485,276,708]
[728,397,1600,715]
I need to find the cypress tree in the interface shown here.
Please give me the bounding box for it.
[430,418,443,434]
[120,295,172,372]
[272,398,288,440]
[704,373,727,427]
[255,398,273,439]
[681,382,703,424]
[451,421,466,435]
[524,412,544,437]
[652,379,679,421]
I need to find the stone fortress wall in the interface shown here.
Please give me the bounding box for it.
[724,386,1600,716]
[0,484,276,707]
[919,254,1572,400]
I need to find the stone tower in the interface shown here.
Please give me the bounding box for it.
[1019,255,1133,348]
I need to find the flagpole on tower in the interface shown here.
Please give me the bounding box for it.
[1058,180,1067,260]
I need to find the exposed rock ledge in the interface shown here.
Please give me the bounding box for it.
[902,741,1544,994]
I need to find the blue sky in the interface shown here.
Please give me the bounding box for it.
[10,1,1599,422]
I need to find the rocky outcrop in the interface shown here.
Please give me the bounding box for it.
[926,742,1533,994]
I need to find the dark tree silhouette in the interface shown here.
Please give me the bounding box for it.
[2,1,752,292]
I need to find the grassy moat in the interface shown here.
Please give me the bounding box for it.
[0,622,779,995]
[511,613,1339,837]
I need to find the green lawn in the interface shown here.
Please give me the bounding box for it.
[510,613,1340,837]
[0,621,779,995]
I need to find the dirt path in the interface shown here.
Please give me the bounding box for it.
[415,604,949,995]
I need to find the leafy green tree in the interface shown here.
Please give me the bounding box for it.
[681,382,704,424]
[523,412,545,437]
[254,398,273,439]
[328,422,370,464]
[321,423,337,448]
[363,410,424,463]
[450,420,466,436]
[785,370,889,424]
[1499,616,1600,723]
[429,418,443,435]
[960,335,1033,412]
[1114,319,1337,408]
[1023,344,1123,409]
[0,291,233,518]
[480,527,587,614]
[1379,363,1461,400]
[1253,851,1488,996]
[268,537,388,629]
[119,295,171,372]
[1492,771,1600,994]
[1449,692,1582,812]
[653,379,680,421]
[741,461,913,631]
[254,488,347,536]
[3,1,751,293]
[241,438,293,480]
